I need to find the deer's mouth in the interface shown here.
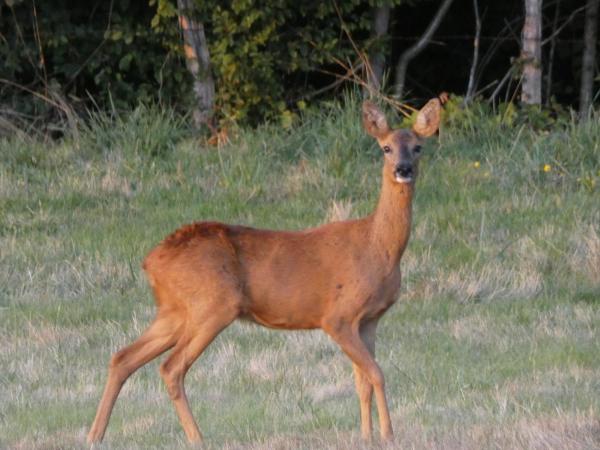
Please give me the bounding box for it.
[394,173,414,184]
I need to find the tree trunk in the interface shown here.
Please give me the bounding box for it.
[368,4,391,92]
[394,0,455,99]
[520,0,543,105]
[579,0,600,119]
[177,0,215,128]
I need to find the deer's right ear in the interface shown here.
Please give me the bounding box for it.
[362,101,390,139]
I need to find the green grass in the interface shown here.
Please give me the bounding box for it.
[1,101,599,449]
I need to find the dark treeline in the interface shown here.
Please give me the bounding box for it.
[0,0,596,131]
[402,0,590,105]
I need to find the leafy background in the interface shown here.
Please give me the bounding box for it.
[0,0,592,127]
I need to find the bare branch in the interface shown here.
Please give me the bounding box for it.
[394,0,455,98]
[465,0,482,104]
[545,0,561,104]
[489,65,516,105]
[579,0,600,118]
[541,5,585,45]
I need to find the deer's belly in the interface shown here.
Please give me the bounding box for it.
[243,293,326,330]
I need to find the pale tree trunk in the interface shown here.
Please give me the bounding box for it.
[579,0,600,119]
[368,4,391,92]
[177,0,215,128]
[521,0,543,105]
[394,0,454,99]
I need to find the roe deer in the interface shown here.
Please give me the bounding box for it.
[87,97,443,445]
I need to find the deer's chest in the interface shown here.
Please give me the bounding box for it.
[349,266,402,320]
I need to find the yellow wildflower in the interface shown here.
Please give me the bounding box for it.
[473,161,480,169]
[543,164,551,172]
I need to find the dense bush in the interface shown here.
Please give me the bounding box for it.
[1,0,391,126]
[0,0,190,118]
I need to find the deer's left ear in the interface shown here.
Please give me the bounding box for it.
[362,101,390,139]
[412,96,444,138]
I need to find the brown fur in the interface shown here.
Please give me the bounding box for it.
[87,98,442,445]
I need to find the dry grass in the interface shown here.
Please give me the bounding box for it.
[569,224,600,285]
[326,199,354,222]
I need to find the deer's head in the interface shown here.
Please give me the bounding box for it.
[362,97,443,185]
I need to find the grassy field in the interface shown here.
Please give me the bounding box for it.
[1,101,599,449]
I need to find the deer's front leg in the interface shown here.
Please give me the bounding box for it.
[324,318,392,441]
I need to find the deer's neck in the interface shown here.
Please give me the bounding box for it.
[368,166,414,268]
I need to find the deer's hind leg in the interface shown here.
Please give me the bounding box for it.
[159,292,241,443]
[87,310,183,444]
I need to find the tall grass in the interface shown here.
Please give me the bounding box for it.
[0,99,599,449]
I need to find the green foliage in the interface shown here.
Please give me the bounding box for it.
[1,0,593,130]
[151,0,379,125]
[0,0,402,127]
[0,0,190,117]
[80,104,187,160]
[434,96,572,140]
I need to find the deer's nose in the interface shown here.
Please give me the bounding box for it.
[395,163,413,178]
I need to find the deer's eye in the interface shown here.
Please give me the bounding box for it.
[383,146,391,154]
[414,145,422,153]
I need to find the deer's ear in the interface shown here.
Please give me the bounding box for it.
[412,97,443,138]
[362,101,390,139]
